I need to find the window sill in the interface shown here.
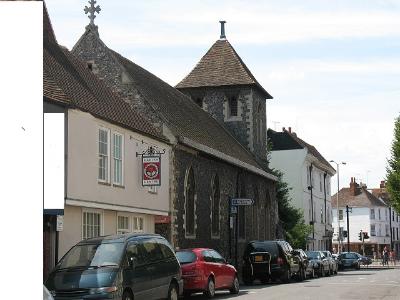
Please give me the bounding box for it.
[224,116,242,122]
[185,234,196,239]
[211,235,220,240]
[98,181,111,186]
[113,183,125,189]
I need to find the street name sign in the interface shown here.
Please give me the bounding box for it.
[231,198,254,206]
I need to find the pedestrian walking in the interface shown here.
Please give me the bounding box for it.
[382,246,389,266]
[390,249,396,266]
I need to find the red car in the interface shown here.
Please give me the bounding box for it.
[175,248,239,298]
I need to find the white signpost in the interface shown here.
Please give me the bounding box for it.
[230,198,254,206]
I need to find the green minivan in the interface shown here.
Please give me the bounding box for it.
[45,233,183,300]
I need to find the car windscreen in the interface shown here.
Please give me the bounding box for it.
[249,242,278,254]
[58,242,124,269]
[306,251,320,259]
[176,251,197,264]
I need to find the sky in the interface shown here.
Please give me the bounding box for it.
[45,0,400,194]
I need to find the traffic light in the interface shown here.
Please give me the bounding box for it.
[358,231,362,241]
[363,232,369,240]
[343,230,348,238]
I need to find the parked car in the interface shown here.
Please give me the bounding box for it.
[43,285,54,300]
[175,248,239,298]
[354,253,372,265]
[242,240,303,284]
[45,233,183,300]
[321,251,338,275]
[337,252,361,270]
[296,249,315,278]
[305,251,330,277]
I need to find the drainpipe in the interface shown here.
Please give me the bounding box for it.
[389,207,393,250]
[308,165,314,250]
[324,172,327,250]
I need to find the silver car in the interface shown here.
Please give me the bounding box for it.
[322,251,338,275]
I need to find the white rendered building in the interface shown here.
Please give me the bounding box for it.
[268,128,336,250]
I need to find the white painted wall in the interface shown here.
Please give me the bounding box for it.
[67,109,170,214]
[270,148,334,250]
[58,109,171,258]
[332,206,393,246]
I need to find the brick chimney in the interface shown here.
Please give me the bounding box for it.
[288,127,292,133]
[349,177,359,196]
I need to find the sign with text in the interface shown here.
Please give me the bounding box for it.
[142,155,161,186]
[231,198,254,206]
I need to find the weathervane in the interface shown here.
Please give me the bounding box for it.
[84,0,101,27]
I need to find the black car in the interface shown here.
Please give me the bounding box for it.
[354,253,372,265]
[305,251,330,277]
[242,240,304,285]
[337,252,361,270]
[45,233,183,300]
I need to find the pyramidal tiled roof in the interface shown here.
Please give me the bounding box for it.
[176,39,272,99]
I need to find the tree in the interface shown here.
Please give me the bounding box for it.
[387,115,400,214]
[274,170,312,249]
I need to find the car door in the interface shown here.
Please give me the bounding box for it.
[156,238,179,298]
[203,250,223,289]
[141,239,165,299]
[123,242,154,300]
[210,250,231,288]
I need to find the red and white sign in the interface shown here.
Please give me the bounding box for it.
[154,215,171,224]
[142,155,161,186]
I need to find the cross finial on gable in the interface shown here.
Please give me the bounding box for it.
[84,0,101,26]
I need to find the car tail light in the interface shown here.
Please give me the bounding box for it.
[182,264,203,277]
[277,257,284,265]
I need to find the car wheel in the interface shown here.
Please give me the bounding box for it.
[334,266,338,275]
[204,277,215,298]
[280,266,291,283]
[122,290,133,300]
[229,275,240,294]
[296,268,305,282]
[330,267,333,275]
[260,276,269,284]
[311,268,315,278]
[168,283,178,300]
[243,275,253,286]
[183,291,192,299]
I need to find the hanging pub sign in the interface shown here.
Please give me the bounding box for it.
[137,146,165,187]
[142,155,161,186]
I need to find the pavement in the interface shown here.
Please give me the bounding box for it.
[187,268,400,300]
[361,259,400,269]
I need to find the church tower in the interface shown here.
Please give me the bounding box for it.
[176,21,273,165]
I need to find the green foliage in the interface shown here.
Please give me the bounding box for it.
[273,169,312,249]
[387,115,400,214]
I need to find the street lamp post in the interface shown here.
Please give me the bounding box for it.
[330,160,346,254]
